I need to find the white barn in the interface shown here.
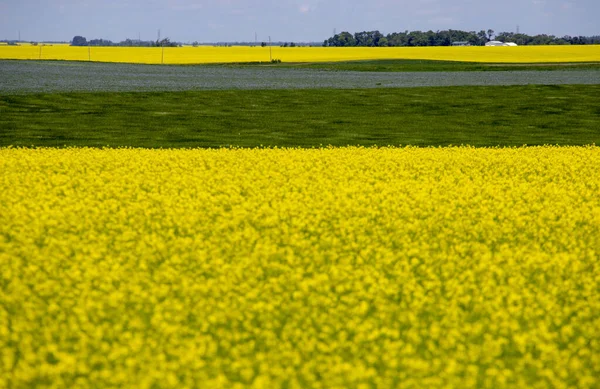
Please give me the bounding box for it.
[485,41,518,47]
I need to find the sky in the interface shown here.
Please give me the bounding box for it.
[0,0,598,43]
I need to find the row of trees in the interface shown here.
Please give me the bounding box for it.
[494,32,600,46]
[323,30,600,47]
[73,36,308,48]
[70,31,600,48]
[71,36,180,47]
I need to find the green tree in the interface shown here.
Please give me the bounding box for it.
[477,30,488,44]
[71,36,87,46]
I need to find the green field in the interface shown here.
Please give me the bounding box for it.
[1,85,599,148]
[246,59,600,72]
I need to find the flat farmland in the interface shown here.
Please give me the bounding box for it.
[1,44,599,64]
[2,60,600,94]
[1,53,600,389]
[1,84,599,148]
[1,146,599,388]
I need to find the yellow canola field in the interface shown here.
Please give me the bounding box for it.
[1,146,600,388]
[0,45,599,64]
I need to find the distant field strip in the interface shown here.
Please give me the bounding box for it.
[1,45,599,64]
[1,61,600,95]
[1,146,599,388]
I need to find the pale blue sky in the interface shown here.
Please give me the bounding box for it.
[0,0,597,43]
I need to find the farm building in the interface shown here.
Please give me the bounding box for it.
[452,41,471,46]
[485,41,518,46]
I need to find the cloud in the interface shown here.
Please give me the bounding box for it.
[299,4,311,13]
[561,1,574,9]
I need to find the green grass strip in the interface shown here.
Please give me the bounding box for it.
[253,59,600,72]
[1,85,599,148]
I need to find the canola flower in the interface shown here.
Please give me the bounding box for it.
[0,146,599,388]
[0,45,599,64]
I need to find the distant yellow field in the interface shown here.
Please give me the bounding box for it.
[0,45,599,64]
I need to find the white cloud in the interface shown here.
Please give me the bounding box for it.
[560,1,574,9]
[299,4,310,13]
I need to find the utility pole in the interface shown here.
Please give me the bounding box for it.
[158,29,163,64]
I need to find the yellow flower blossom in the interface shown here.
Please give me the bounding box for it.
[0,45,599,64]
[0,146,599,388]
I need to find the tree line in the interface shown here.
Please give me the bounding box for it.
[323,30,600,47]
[71,36,180,47]
[493,32,600,45]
